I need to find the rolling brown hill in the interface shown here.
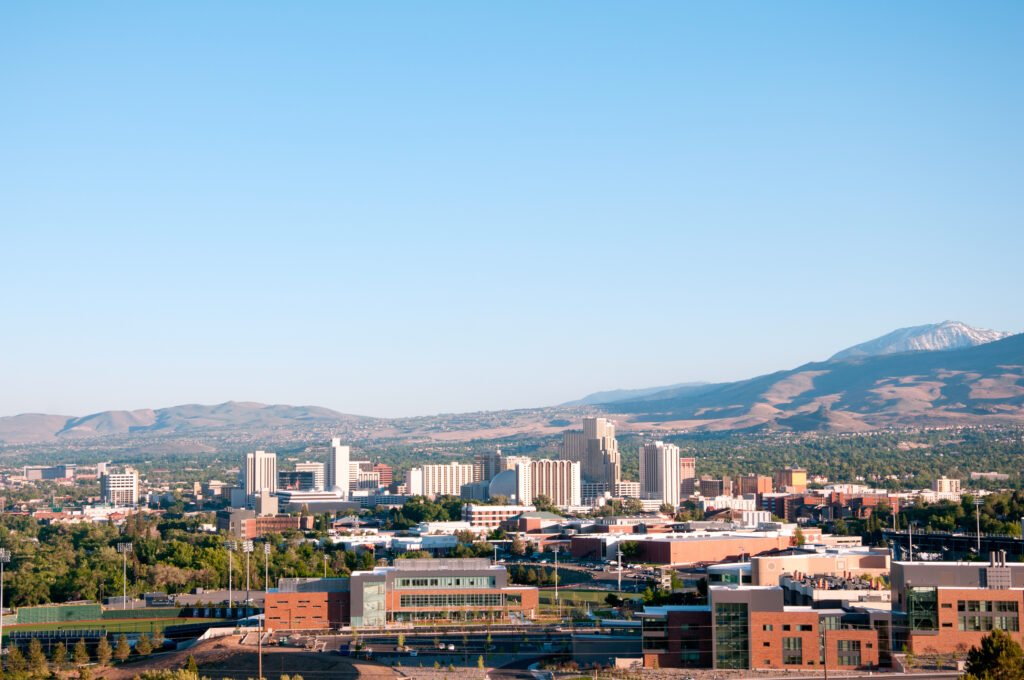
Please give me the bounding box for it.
[604,332,1024,432]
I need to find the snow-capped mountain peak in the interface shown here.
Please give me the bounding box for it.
[829,321,1011,361]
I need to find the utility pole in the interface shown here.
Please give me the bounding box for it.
[822,628,829,680]
[0,548,10,657]
[242,540,254,603]
[117,542,133,610]
[975,498,984,555]
[908,523,913,562]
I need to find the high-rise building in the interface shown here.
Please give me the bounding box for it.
[244,450,278,504]
[296,461,326,491]
[738,474,774,496]
[349,460,374,491]
[699,476,733,497]
[278,470,318,491]
[406,463,477,498]
[373,462,393,488]
[680,457,696,495]
[774,467,807,493]
[932,476,962,494]
[529,459,581,507]
[475,448,504,482]
[328,438,350,498]
[640,441,682,508]
[560,417,620,485]
[101,467,139,506]
[514,460,533,506]
[502,455,532,471]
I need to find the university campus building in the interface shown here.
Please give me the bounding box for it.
[265,558,538,630]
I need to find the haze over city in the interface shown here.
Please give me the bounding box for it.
[2,3,1022,418]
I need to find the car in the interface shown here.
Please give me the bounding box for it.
[438,643,447,650]
[409,650,418,657]
[447,643,455,651]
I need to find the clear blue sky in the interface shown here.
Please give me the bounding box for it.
[1,2,1022,418]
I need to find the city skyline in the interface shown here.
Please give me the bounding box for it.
[2,3,1022,419]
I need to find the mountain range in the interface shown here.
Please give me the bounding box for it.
[600,321,1023,432]
[0,321,1020,445]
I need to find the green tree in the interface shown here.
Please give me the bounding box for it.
[136,634,153,656]
[78,667,92,680]
[793,527,806,547]
[478,655,485,670]
[115,635,131,662]
[510,535,526,556]
[619,541,640,559]
[27,639,47,678]
[51,642,68,669]
[185,655,199,678]
[7,646,28,675]
[96,636,113,666]
[964,629,1024,680]
[73,638,90,665]
[397,634,405,649]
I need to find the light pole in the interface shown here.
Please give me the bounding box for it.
[242,540,254,603]
[259,542,270,680]
[553,547,560,620]
[117,543,133,610]
[323,552,328,579]
[226,540,236,609]
[974,498,984,555]
[0,548,10,657]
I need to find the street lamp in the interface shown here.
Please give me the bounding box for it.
[117,543,133,610]
[226,540,237,609]
[259,542,270,680]
[0,548,10,657]
[242,540,254,603]
[553,547,560,621]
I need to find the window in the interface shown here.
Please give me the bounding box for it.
[782,624,791,631]
[908,587,939,631]
[763,624,773,631]
[837,640,861,667]
[782,637,802,665]
[798,624,813,632]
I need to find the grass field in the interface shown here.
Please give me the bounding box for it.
[6,618,225,635]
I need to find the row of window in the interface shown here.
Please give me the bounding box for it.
[958,615,1020,632]
[396,576,494,589]
[399,593,506,608]
[762,624,814,632]
[956,600,1019,613]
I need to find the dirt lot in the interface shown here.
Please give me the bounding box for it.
[94,636,398,680]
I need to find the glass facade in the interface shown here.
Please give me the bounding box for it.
[907,587,938,631]
[355,580,386,628]
[714,602,749,669]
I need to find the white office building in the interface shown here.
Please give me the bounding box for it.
[328,438,350,499]
[406,462,476,498]
[640,440,681,508]
[101,467,140,506]
[295,461,326,491]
